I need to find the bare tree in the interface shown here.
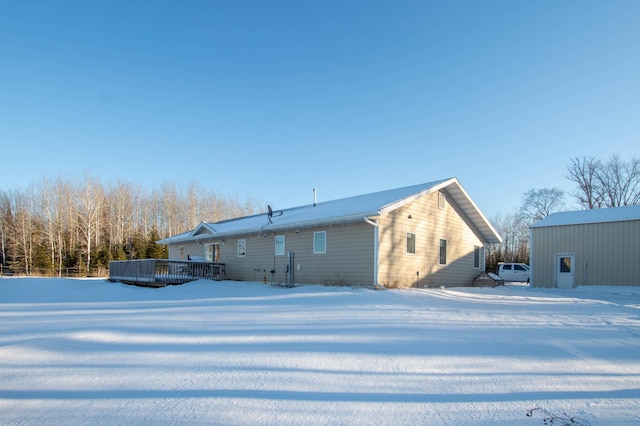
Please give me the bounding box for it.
[519,188,565,223]
[597,155,640,207]
[567,155,640,209]
[106,180,136,257]
[54,178,73,275]
[0,190,12,268]
[140,188,161,237]
[159,182,181,238]
[76,175,105,273]
[38,176,69,275]
[566,156,603,209]
[486,210,529,272]
[6,188,40,274]
[186,181,200,230]
[0,174,266,274]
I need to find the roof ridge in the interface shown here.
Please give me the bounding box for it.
[157,177,502,245]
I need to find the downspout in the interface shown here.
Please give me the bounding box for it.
[364,217,379,287]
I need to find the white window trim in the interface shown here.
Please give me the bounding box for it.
[313,231,326,254]
[438,192,446,209]
[237,239,246,257]
[179,246,185,260]
[275,235,285,256]
[406,232,416,255]
[439,239,447,265]
[473,246,481,269]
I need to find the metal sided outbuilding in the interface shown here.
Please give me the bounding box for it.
[529,205,640,288]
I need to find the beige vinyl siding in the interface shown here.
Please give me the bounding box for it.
[207,222,375,285]
[162,188,494,288]
[531,219,640,287]
[377,191,484,288]
[168,241,202,260]
[297,223,375,285]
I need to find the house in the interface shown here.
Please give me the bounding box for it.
[529,205,640,288]
[157,178,502,288]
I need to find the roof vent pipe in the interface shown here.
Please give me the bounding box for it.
[313,188,317,206]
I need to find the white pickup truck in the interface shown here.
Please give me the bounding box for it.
[497,262,530,282]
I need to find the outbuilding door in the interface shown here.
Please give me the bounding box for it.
[555,254,575,289]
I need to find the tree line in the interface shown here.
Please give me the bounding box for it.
[2,154,638,277]
[0,175,261,276]
[486,154,640,273]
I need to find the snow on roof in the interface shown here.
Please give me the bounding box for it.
[530,205,640,228]
[158,178,502,244]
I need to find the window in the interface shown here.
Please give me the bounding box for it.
[237,239,246,257]
[406,232,416,254]
[275,235,285,256]
[179,246,185,260]
[473,246,481,269]
[439,239,447,265]
[515,264,526,271]
[560,257,571,273]
[314,231,326,254]
[438,192,446,209]
[503,264,512,270]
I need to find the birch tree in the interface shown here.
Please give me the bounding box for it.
[106,180,136,258]
[0,191,12,269]
[186,181,200,230]
[38,176,72,275]
[0,174,265,273]
[76,175,105,273]
[7,188,40,274]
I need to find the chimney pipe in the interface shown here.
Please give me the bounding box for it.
[313,188,317,206]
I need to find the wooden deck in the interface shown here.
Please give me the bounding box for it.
[109,259,225,287]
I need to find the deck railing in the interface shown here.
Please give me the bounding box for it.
[109,259,225,286]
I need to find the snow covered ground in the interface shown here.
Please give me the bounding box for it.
[1,278,638,425]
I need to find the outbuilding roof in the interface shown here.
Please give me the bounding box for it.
[157,178,502,244]
[530,205,640,228]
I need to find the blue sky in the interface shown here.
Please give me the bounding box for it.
[2,1,639,219]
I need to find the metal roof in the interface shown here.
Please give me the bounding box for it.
[157,178,502,244]
[530,205,640,228]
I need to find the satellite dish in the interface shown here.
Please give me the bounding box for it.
[267,204,282,224]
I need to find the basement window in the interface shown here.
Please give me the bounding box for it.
[314,231,326,254]
[406,232,416,254]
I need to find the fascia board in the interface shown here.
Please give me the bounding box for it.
[377,177,502,244]
[378,178,454,215]
[446,179,503,244]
